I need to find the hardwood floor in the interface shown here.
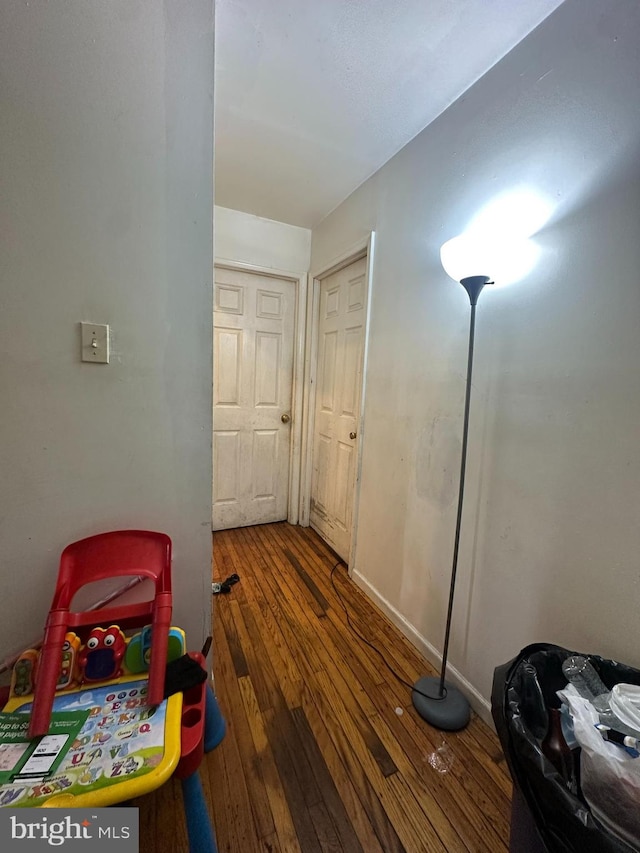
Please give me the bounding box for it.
[204,522,512,853]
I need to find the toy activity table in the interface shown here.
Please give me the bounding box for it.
[0,530,226,853]
[1,675,182,808]
[1,651,224,853]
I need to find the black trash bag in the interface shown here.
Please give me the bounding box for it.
[492,642,640,853]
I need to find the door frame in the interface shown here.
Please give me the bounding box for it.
[299,232,376,573]
[213,258,308,525]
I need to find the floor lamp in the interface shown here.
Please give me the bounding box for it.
[412,237,494,731]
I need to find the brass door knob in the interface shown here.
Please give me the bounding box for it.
[349,431,357,440]
[281,413,291,424]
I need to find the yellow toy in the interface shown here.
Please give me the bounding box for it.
[10,649,39,698]
[57,632,80,690]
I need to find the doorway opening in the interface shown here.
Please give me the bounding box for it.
[212,233,374,573]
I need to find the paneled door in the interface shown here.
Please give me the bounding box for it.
[310,256,367,561]
[213,267,296,530]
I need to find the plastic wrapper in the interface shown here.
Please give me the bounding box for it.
[557,686,640,849]
[492,642,640,853]
[610,683,640,733]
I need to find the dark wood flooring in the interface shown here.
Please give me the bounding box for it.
[202,522,512,853]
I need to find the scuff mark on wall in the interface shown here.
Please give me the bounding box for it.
[415,415,459,511]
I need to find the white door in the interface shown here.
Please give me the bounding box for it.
[213,267,295,530]
[310,256,367,561]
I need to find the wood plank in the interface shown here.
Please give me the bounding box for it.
[237,677,303,853]
[213,725,259,853]
[371,687,508,852]
[301,695,397,853]
[218,556,354,852]
[231,528,410,850]
[263,706,324,853]
[259,832,283,853]
[256,542,399,779]
[463,719,513,798]
[222,597,274,713]
[248,523,508,835]
[274,522,429,689]
[236,582,305,711]
[268,532,502,849]
[291,706,365,853]
[214,626,276,840]
[308,800,343,853]
[205,523,512,853]
[301,686,407,853]
[307,669,447,853]
[274,522,511,823]
[216,598,250,678]
[237,572,304,709]
[143,778,185,850]
[282,547,329,614]
[246,525,326,675]
[207,608,263,853]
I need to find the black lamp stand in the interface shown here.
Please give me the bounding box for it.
[412,275,492,730]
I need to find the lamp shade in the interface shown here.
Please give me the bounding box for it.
[440,233,539,287]
[440,234,493,282]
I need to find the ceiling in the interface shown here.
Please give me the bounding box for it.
[214,0,566,229]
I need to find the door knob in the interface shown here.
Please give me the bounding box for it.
[349,431,357,440]
[281,413,291,424]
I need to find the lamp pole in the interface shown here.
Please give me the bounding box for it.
[412,275,491,731]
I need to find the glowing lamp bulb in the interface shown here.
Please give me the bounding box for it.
[440,233,540,288]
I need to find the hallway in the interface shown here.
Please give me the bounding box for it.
[206,522,511,852]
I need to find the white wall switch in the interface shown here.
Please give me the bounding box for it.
[80,322,110,363]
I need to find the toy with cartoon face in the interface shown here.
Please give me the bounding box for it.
[78,626,126,683]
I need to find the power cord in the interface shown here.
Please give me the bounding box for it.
[212,573,240,595]
[329,560,447,703]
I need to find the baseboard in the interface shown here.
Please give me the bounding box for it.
[352,569,494,729]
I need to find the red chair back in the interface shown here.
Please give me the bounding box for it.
[56,530,172,630]
[28,530,173,737]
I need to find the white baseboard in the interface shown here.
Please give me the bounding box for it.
[352,569,494,729]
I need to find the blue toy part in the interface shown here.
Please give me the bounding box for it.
[125,626,185,674]
[181,773,218,853]
[204,683,226,753]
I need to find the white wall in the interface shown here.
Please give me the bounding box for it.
[312,0,640,719]
[0,2,214,660]
[215,206,311,273]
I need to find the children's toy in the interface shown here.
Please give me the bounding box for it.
[57,632,80,689]
[3,675,183,807]
[78,625,126,683]
[9,625,186,702]
[10,649,39,698]
[125,626,184,674]
[10,632,80,701]
[28,530,173,738]
[1,530,226,853]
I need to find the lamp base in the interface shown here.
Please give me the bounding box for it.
[411,675,470,731]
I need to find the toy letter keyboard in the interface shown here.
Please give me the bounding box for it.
[0,625,185,808]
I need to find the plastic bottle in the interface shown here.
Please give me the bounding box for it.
[521,662,548,739]
[562,655,640,738]
[562,655,609,701]
[542,707,576,790]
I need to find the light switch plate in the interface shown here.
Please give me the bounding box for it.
[80,322,110,363]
